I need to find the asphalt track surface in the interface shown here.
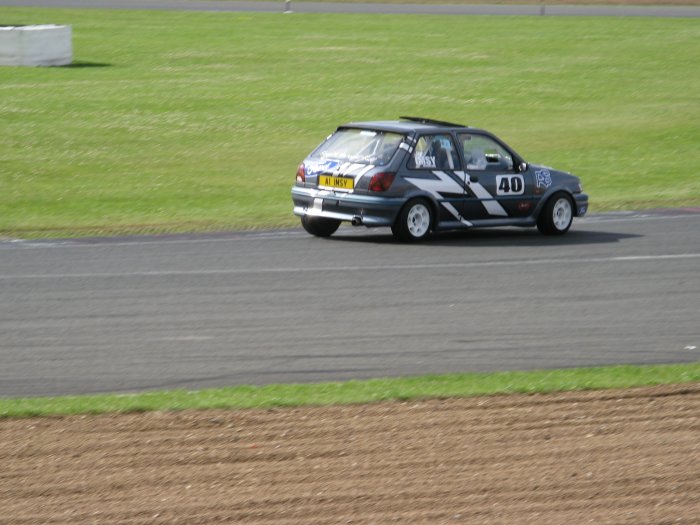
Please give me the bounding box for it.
[1,210,699,398]
[1,2,699,397]
[3,0,700,17]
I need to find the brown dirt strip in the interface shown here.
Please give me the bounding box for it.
[2,384,699,524]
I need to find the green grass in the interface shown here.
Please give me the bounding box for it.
[1,8,699,238]
[1,363,699,418]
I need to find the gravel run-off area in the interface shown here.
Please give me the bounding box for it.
[1,384,699,524]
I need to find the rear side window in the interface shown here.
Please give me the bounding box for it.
[310,129,404,166]
[408,134,461,170]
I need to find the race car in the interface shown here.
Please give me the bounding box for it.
[291,117,588,241]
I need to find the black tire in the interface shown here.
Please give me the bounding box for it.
[391,199,434,242]
[300,216,341,237]
[537,192,574,235]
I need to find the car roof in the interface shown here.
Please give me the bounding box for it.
[339,116,481,135]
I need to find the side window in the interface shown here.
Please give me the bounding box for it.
[458,133,513,171]
[408,134,461,170]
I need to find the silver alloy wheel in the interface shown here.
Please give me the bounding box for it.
[552,197,573,231]
[407,203,431,238]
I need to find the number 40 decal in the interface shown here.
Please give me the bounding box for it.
[496,175,525,196]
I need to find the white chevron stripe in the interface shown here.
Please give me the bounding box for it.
[455,171,508,217]
[354,164,375,184]
[404,171,472,226]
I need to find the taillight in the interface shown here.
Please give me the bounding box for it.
[296,163,306,183]
[368,172,396,192]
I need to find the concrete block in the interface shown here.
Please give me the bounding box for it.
[0,25,72,67]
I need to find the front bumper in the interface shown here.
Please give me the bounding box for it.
[574,192,589,217]
[291,186,404,227]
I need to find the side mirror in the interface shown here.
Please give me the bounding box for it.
[518,162,528,173]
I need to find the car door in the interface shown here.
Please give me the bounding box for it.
[457,132,534,221]
[403,133,467,225]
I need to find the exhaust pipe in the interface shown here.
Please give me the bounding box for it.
[351,216,363,226]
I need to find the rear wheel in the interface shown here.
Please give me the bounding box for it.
[301,216,341,237]
[537,192,573,235]
[392,199,433,242]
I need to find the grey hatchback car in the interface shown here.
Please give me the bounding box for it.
[291,117,588,242]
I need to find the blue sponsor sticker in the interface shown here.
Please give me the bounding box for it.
[305,159,340,176]
[535,169,552,189]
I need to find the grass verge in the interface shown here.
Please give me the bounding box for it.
[2,362,699,418]
[1,8,699,238]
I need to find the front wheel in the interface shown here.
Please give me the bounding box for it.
[392,199,434,242]
[537,192,573,235]
[301,216,341,237]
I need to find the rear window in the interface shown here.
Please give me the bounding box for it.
[310,129,404,166]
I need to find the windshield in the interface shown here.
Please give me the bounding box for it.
[310,129,405,166]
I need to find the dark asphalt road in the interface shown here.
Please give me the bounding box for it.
[2,0,700,17]
[1,210,699,398]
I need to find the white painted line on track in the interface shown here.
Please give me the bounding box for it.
[612,254,700,262]
[0,230,307,250]
[578,212,700,224]
[2,253,699,281]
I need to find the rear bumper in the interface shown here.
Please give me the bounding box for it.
[291,186,403,227]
